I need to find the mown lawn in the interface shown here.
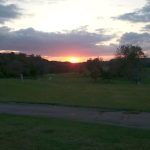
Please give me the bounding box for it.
[0,114,150,150]
[0,74,150,111]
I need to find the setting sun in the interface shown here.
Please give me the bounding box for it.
[68,57,79,63]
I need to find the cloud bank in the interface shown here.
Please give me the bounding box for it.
[119,32,150,51]
[116,1,150,23]
[0,3,22,23]
[143,24,150,31]
[0,27,115,57]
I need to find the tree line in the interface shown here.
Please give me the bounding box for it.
[0,44,149,83]
[0,52,80,78]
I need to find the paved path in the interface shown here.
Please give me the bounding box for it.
[0,103,150,129]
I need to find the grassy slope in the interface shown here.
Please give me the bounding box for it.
[0,73,150,111]
[0,114,150,150]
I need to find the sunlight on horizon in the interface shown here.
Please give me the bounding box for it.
[42,55,114,62]
[67,57,80,63]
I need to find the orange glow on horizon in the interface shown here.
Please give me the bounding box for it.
[42,55,114,62]
[67,57,79,63]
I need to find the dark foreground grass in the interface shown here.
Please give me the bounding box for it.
[0,74,150,111]
[0,114,150,150]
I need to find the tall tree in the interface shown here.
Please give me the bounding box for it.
[86,58,103,82]
[116,45,145,83]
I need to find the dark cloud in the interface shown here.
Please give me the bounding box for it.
[143,24,150,31]
[119,32,150,50]
[0,0,6,3]
[115,1,150,23]
[0,27,115,56]
[0,3,22,23]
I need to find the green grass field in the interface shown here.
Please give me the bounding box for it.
[0,114,150,150]
[0,73,150,111]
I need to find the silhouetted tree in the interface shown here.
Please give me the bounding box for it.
[116,45,145,83]
[86,58,103,81]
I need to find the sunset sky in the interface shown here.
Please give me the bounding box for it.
[0,0,150,62]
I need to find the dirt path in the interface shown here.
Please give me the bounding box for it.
[0,103,150,129]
